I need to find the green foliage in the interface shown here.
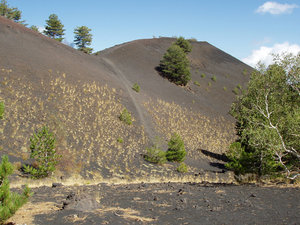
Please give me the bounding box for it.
[166,133,186,162]
[74,26,93,54]
[174,36,192,54]
[44,14,65,42]
[211,75,217,82]
[223,86,227,91]
[242,69,248,76]
[132,83,140,92]
[25,126,61,178]
[0,102,4,120]
[30,25,39,32]
[237,84,242,90]
[144,144,167,164]
[0,155,31,223]
[0,0,24,23]
[119,108,132,125]
[201,73,206,78]
[229,55,300,179]
[208,82,212,87]
[193,81,200,86]
[159,44,191,86]
[177,162,188,173]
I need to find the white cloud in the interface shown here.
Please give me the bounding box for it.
[256,1,298,14]
[38,26,45,33]
[243,42,300,67]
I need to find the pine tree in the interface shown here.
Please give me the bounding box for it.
[24,126,61,178]
[0,0,24,23]
[44,14,65,42]
[174,36,192,54]
[0,155,31,223]
[74,26,93,54]
[30,25,39,32]
[166,133,186,162]
[159,44,191,86]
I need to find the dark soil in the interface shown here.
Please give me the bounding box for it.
[9,182,300,225]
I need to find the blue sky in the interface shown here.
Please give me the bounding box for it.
[6,0,300,66]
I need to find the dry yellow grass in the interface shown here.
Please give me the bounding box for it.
[0,68,147,178]
[144,98,236,160]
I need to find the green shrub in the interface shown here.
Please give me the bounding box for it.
[132,83,140,92]
[201,73,206,78]
[117,137,124,143]
[0,102,4,120]
[144,144,167,164]
[24,126,61,179]
[223,86,227,91]
[237,84,242,90]
[0,155,31,223]
[211,75,217,82]
[166,133,186,162]
[177,162,188,173]
[119,108,132,125]
[242,69,248,76]
[208,82,212,87]
[193,81,200,86]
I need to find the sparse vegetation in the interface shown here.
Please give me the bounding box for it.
[166,133,186,162]
[223,87,227,91]
[208,82,212,87]
[0,155,31,223]
[174,36,192,54]
[201,73,206,78]
[237,84,242,90]
[144,144,167,164]
[242,69,248,76]
[194,81,200,86]
[159,44,191,86]
[132,83,140,92]
[211,75,217,82]
[74,26,93,54]
[227,54,300,180]
[119,108,132,125]
[24,126,61,178]
[177,162,188,173]
[44,14,65,42]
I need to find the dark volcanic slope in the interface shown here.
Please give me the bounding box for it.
[97,37,252,117]
[1,16,251,183]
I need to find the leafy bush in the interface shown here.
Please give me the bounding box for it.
[144,144,167,164]
[208,82,212,87]
[132,83,140,92]
[24,126,61,178]
[174,36,192,54]
[166,133,186,162]
[237,84,242,90]
[159,44,191,86]
[211,75,217,82]
[0,155,31,223]
[223,87,227,91]
[119,108,132,125]
[0,102,4,120]
[201,73,206,78]
[177,162,188,173]
[229,54,300,179]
